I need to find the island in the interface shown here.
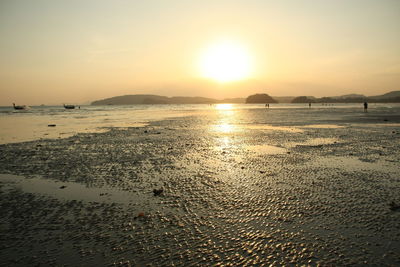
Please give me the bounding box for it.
[91,91,400,105]
[245,94,278,104]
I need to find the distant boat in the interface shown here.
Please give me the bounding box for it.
[13,103,27,110]
[63,104,75,109]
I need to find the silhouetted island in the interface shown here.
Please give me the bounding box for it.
[245,94,277,104]
[91,95,248,105]
[291,96,316,103]
[291,91,400,103]
[91,91,400,105]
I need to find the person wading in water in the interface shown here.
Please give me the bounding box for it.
[364,102,368,112]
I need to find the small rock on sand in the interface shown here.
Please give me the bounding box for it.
[153,189,163,196]
[389,201,400,211]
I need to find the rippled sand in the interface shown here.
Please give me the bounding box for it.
[1,106,400,266]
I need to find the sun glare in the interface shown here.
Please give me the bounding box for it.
[215,103,233,110]
[199,40,253,83]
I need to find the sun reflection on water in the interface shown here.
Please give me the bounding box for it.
[211,103,244,156]
[220,136,231,148]
[215,103,233,110]
[213,104,239,134]
[214,123,236,133]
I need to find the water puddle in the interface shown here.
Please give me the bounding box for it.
[0,173,140,203]
[289,138,339,147]
[246,145,287,155]
[245,124,303,133]
[311,156,400,173]
[300,124,345,129]
[212,123,238,134]
[360,123,400,127]
[211,124,304,134]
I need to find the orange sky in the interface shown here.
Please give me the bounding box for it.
[1,0,399,105]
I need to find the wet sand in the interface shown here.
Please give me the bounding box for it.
[1,106,400,266]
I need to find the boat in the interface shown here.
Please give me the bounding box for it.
[13,103,27,110]
[63,104,75,109]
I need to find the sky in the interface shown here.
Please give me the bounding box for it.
[1,0,399,105]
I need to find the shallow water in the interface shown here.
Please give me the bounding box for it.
[1,103,399,144]
[313,156,400,174]
[0,173,141,203]
[246,144,287,154]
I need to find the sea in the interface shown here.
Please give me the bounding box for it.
[1,103,399,144]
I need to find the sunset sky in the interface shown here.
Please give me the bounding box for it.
[1,0,399,105]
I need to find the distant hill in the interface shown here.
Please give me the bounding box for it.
[92,95,220,105]
[272,96,295,103]
[246,94,277,103]
[92,95,169,105]
[92,94,265,105]
[332,94,366,99]
[291,96,316,103]
[91,91,400,105]
[290,91,400,103]
[371,91,400,99]
[220,98,246,103]
[169,96,216,104]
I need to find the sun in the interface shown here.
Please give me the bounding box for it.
[198,40,253,83]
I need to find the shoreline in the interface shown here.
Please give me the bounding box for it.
[1,103,400,145]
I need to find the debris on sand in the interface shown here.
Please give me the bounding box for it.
[48,124,56,127]
[134,212,145,220]
[389,201,400,211]
[59,185,67,189]
[153,188,163,196]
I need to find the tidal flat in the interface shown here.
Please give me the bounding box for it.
[1,105,400,266]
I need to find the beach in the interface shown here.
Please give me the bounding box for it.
[1,103,400,266]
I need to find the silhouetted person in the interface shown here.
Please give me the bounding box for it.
[309,102,311,108]
[364,102,368,112]
[265,103,269,108]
